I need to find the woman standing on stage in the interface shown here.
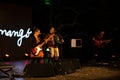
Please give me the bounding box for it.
[30,27,45,64]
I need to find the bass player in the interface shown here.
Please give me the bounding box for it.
[30,27,55,64]
[30,27,45,64]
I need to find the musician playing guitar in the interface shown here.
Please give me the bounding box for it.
[92,31,111,48]
[29,27,44,63]
[30,27,55,64]
[92,30,111,61]
[30,28,54,63]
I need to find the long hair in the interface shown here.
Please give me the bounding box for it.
[33,27,40,34]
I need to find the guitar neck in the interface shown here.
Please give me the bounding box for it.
[36,34,54,48]
[37,41,45,48]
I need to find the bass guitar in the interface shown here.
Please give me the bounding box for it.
[30,34,55,58]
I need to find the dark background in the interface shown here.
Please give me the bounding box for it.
[0,1,32,61]
[0,0,120,61]
[33,0,120,62]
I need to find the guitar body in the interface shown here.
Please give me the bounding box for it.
[93,39,111,48]
[30,47,44,58]
[93,40,104,48]
[30,33,55,58]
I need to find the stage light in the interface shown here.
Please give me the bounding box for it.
[3,53,11,61]
[5,53,10,57]
[45,0,51,5]
[24,53,29,60]
[46,48,50,52]
[95,54,98,57]
[112,54,115,58]
[24,53,29,57]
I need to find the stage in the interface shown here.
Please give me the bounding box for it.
[0,60,120,80]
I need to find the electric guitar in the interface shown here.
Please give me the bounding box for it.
[93,39,111,48]
[30,34,55,58]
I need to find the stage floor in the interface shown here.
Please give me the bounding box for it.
[0,60,120,80]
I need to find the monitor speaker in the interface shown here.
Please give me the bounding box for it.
[24,63,55,77]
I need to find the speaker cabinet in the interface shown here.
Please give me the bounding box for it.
[55,59,76,75]
[24,63,55,77]
[71,58,81,69]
